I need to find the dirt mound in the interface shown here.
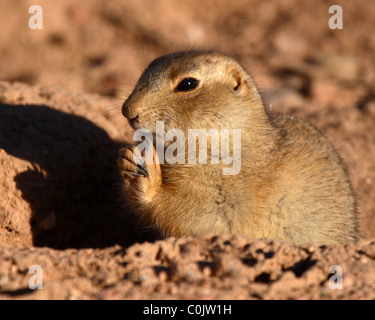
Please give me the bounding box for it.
[0,81,160,249]
[0,76,374,300]
[1,235,375,300]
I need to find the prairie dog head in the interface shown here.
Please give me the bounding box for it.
[122,50,264,135]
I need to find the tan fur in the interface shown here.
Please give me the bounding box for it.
[117,50,358,246]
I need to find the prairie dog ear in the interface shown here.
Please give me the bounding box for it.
[228,67,245,93]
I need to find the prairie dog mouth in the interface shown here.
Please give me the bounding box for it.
[128,115,140,130]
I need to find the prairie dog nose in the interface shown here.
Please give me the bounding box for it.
[121,99,142,130]
[121,99,136,119]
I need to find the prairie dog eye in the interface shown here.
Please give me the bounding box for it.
[174,78,200,92]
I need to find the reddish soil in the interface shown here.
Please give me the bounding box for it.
[0,0,375,299]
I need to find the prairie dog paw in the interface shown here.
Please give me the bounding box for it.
[117,146,149,180]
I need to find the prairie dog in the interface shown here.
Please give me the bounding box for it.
[117,50,358,246]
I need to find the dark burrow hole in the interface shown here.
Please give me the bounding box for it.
[254,272,271,283]
[241,257,257,267]
[197,261,215,272]
[153,265,172,277]
[284,256,318,277]
[255,248,275,259]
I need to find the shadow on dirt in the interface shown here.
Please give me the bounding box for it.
[0,103,160,249]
